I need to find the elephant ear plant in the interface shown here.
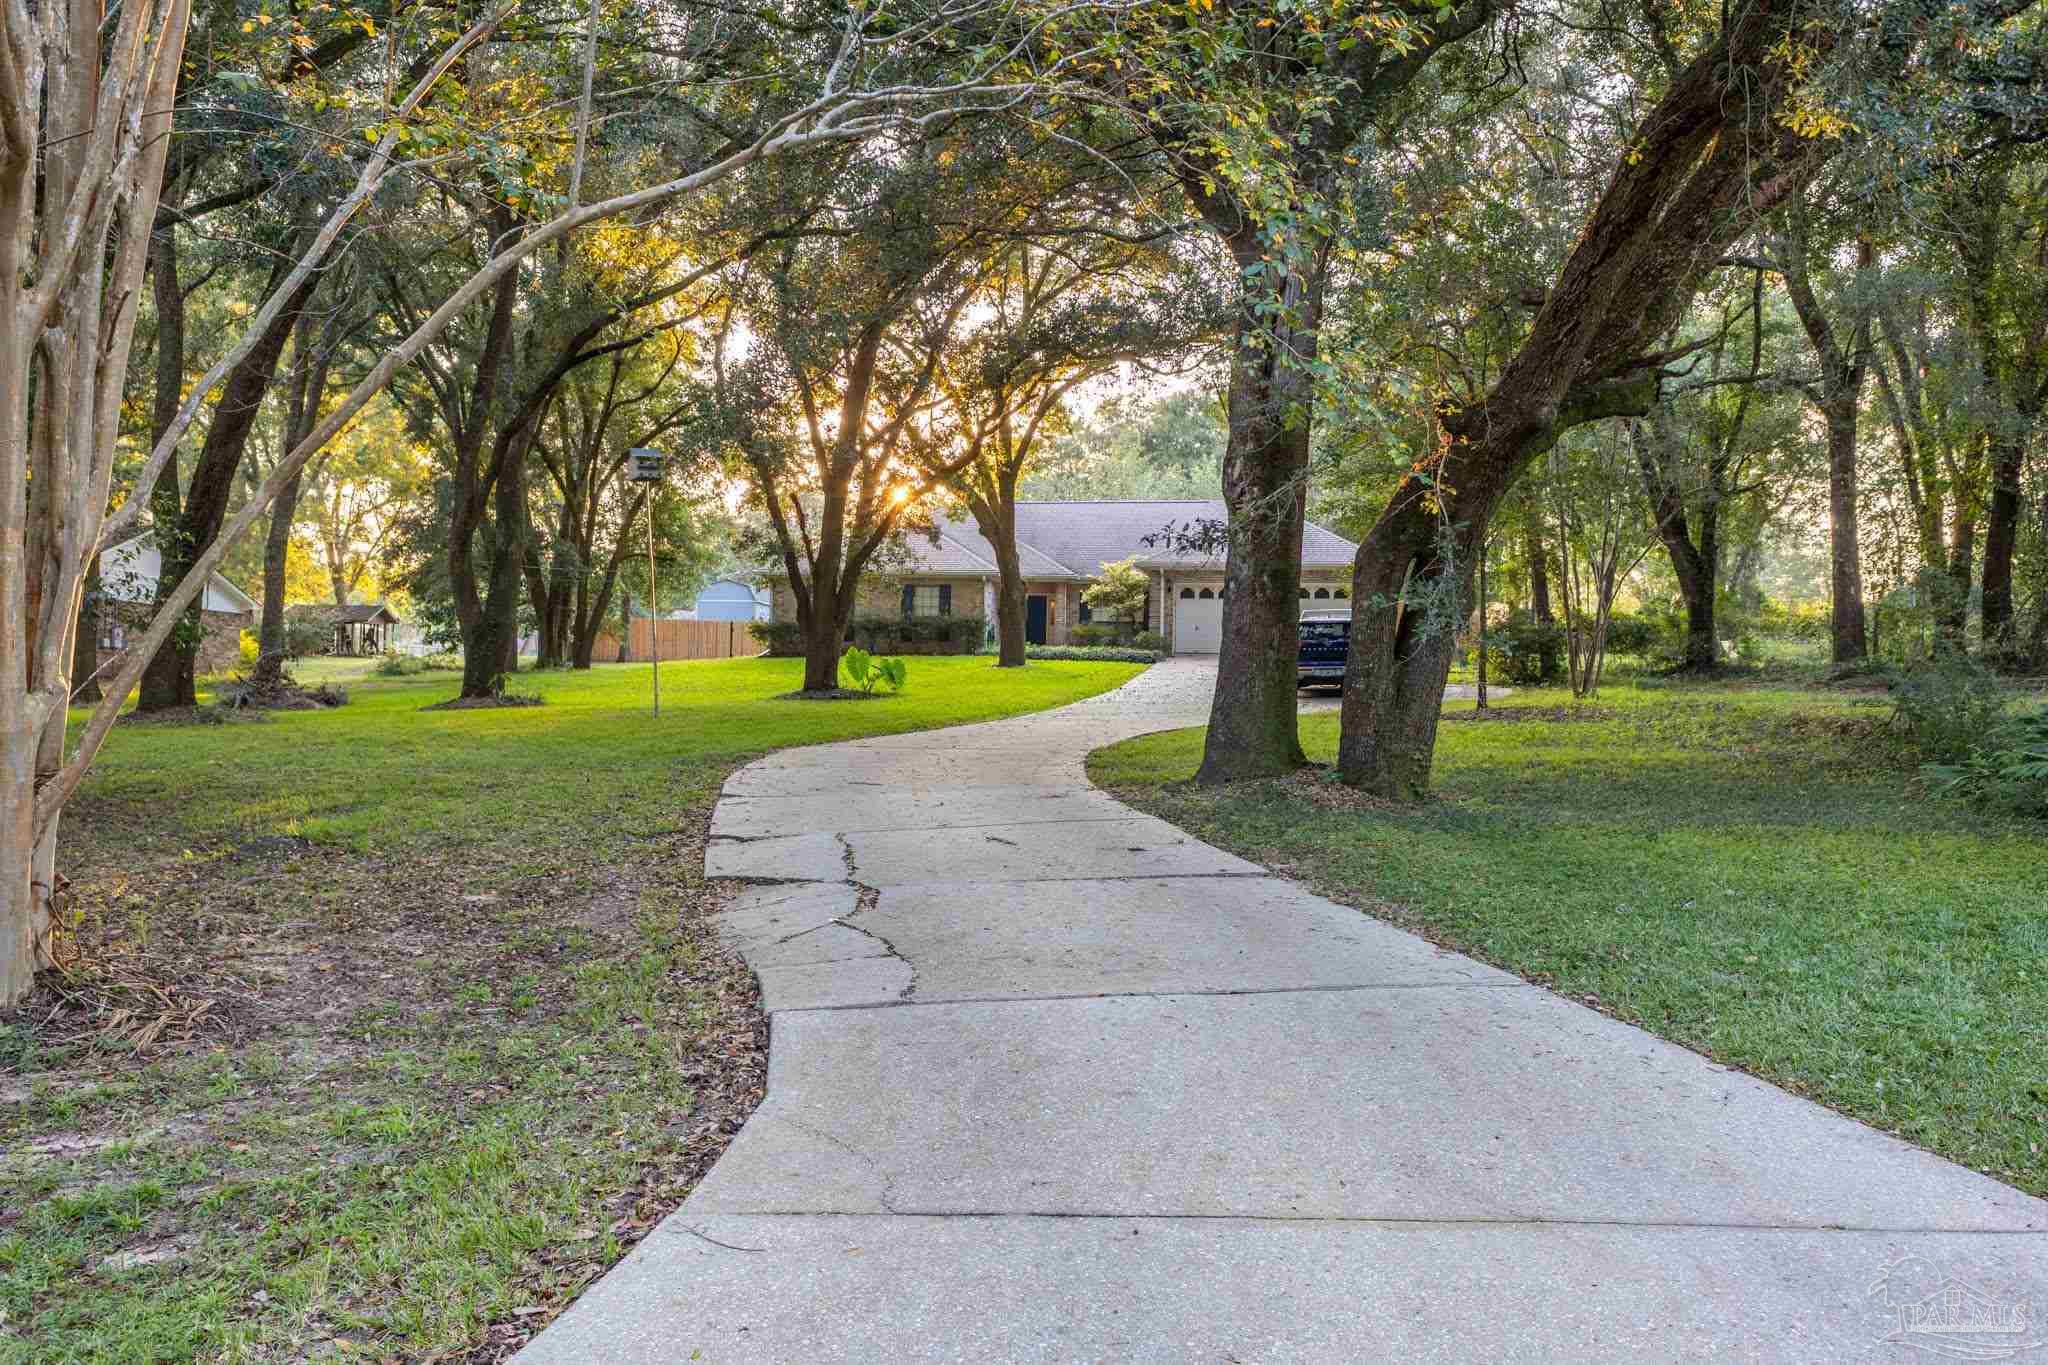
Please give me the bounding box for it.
[840,647,907,694]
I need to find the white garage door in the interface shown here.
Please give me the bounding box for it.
[1175,592,1223,654]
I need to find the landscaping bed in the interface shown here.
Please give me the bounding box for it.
[1089,681,2048,1196]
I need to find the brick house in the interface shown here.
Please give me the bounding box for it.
[767,500,1360,655]
[95,535,257,674]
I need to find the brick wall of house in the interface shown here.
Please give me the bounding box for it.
[96,603,250,675]
[771,578,993,625]
[771,568,1354,652]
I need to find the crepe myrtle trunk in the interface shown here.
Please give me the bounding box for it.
[1194,253,1324,785]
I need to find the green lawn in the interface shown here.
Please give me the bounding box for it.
[2,656,1142,1363]
[1090,682,2048,1195]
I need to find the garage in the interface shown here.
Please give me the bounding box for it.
[1174,586,1223,654]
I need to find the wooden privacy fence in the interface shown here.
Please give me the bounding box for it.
[592,618,761,663]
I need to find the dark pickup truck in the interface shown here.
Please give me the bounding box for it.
[1297,610,1350,689]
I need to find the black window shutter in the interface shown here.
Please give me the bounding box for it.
[938,584,952,616]
[901,585,915,619]
[1079,599,1092,623]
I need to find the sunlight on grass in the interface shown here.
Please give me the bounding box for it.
[77,656,1144,852]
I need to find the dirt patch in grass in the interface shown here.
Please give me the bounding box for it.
[112,704,272,727]
[1440,705,1618,724]
[2,802,766,1361]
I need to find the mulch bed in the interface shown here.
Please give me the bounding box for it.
[420,693,547,710]
[772,687,890,701]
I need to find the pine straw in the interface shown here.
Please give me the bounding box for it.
[20,957,238,1056]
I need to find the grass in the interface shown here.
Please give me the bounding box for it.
[2,655,1143,1363]
[1090,677,2048,1195]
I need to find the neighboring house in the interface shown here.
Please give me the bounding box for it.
[692,577,772,622]
[96,535,257,674]
[285,602,403,656]
[765,500,1361,656]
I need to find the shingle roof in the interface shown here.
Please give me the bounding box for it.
[909,520,1078,580]
[900,502,1357,580]
[287,602,401,625]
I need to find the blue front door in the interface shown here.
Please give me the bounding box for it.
[1026,595,1049,645]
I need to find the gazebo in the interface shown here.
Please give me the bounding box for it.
[287,602,403,656]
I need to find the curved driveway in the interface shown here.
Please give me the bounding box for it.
[522,660,2047,1363]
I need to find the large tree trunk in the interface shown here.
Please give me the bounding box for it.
[1637,424,1720,671]
[446,245,523,694]
[254,310,336,686]
[1981,434,2024,649]
[1195,253,1322,784]
[576,489,643,669]
[1337,0,1824,796]
[1942,510,1977,646]
[969,488,1027,667]
[252,472,303,685]
[464,451,532,695]
[1340,491,1475,799]
[1524,521,1559,682]
[1781,229,1872,666]
[70,558,103,704]
[1822,398,1868,663]
[139,252,312,709]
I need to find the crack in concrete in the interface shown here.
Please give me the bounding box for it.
[776,1114,905,1214]
[837,880,917,1001]
[771,978,1533,1015]
[676,1223,766,1253]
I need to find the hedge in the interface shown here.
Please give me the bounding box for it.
[750,614,989,657]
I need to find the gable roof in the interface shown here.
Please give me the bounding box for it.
[101,536,258,614]
[905,521,1080,580]
[287,602,401,625]
[900,502,1358,580]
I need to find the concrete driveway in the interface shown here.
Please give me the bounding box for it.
[519,658,2046,1363]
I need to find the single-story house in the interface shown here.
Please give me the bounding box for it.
[95,535,257,673]
[692,577,772,622]
[286,602,403,655]
[766,500,1361,656]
